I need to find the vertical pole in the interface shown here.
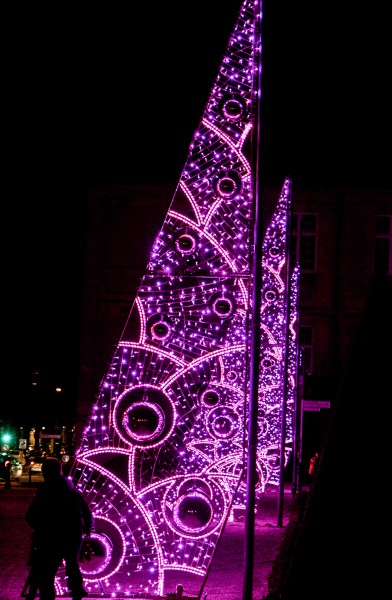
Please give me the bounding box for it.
[291,357,298,495]
[242,2,263,599]
[291,344,301,495]
[298,370,304,492]
[292,331,304,495]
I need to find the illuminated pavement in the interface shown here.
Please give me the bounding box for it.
[0,480,306,600]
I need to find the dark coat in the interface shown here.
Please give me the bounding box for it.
[26,475,92,549]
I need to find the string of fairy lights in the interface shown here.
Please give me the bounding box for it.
[53,2,299,597]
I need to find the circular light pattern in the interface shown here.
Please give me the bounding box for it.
[218,94,247,122]
[226,370,237,382]
[206,406,239,439]
[175,233,197,255]
[200,388,220,406]
[213,170,242,198]
[151,321,171,341]
[80,533,112,576]
[268,245,281,258]
[113,386,175,448]
[261,356,276,369]
[264,288,278,303]
[80,516,126,582]
[147,314,173,342]
[163,477,227,538]
[209,292,236,320]
[122,401,165,441]
[213,297,233,317]
[173,493,213,533]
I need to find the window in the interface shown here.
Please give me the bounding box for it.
[290,213,317,272]
[299,326,313,375]
[374,215,392,275]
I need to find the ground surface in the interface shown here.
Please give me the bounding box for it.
[0,480,305,600]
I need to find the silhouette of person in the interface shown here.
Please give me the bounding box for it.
[308,451,319,478]
[4,457,12,489]
[25,457,92,600]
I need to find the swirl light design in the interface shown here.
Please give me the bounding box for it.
[56,2,299,597]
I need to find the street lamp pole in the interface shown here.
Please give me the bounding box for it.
[242,2,263,599]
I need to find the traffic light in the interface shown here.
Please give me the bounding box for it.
[1,432,13,453]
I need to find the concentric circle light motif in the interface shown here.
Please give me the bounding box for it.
[226,370,238,382]
[218,94,247,122]
[173,493,213,533]
[147,314,173,342]
[65,3,298,598]
[113,386,174,447]
[163,477,226,538]
[213,170,243,198]
[80,533,113,576]
[209,291,236,320]
[175,233,197,255]
[206,406,240,439]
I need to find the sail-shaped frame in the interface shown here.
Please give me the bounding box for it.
[233,177,298,509]
[54,1,297,598]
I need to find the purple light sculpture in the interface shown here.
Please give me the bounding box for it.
[55,1,299,597]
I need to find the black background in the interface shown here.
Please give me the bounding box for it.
[4,1,391,425]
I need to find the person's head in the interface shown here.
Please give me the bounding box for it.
[41,457,62,481]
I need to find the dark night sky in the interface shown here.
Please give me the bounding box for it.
[4,1,391,426]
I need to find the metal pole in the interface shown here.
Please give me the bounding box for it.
[242,2,263,599]
[291,347,301,495]
[292,329,304,495]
